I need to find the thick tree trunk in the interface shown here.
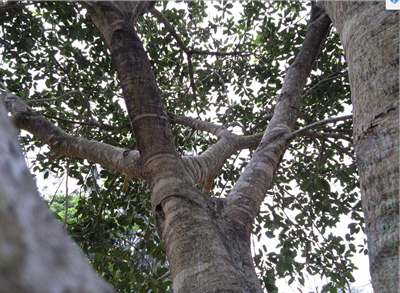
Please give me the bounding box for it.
[85,3,264,292]
[321,2,399,292]
[86,2,331,292]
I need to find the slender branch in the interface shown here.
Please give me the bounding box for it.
[249,113,274,133]
[301,71,348,101]
[28,90,83,103]
[187,54,198,101]
[42,113,130,131]
[308,131,356,160]
[284,114,353,141]
[188,49,251,57]
[302,130,353,144]
[227,4,332,224]
[317,164,357,179]
[63,156,72,229]
[157,271,171,283]
[168,112,229,138]
[212,70,231,125]
[150,7,250,58]
[0,2,33,13]
[150,8,189,53]
[52,55,76,85]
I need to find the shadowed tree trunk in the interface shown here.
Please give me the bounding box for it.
[321,2,399,292]
[83,2,332,292]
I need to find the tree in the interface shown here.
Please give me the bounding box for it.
[319,2,399,293]
[0,1,397,292]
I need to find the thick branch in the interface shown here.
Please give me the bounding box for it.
[87,2,194,209]
[1,92,144,180]
[169,112,266,184]
[168,112,228,137]
[227,5,332,228]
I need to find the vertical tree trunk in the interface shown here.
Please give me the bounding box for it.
[86,2,331,292]
[321,3,399,292]
[86,3,264,292]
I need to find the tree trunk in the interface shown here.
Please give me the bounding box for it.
[85,3,263,292]
[85,2,331,292]
[321,2,399,292]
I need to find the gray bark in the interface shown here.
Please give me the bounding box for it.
[86,2,331,292]
[321,2,399,292]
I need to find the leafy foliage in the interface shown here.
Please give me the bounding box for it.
[1,1,365,292]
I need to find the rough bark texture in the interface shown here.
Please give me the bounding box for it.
[320,2,399,292]
[86,2,331,292]
[0,94,114,293]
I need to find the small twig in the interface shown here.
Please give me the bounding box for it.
[52,55,76,85]
[249,113,274,134]
[188,49,251,58]
[309,132,355,160]
[316,164,357,179]
[150,8,189,53]
[0,2,33,13]
[305,130,353,144]
[212,70,231,125]
[157,271,171,282]
[28,90,82,103]
[301,72,348,102]
[187,54,199,114]
[150,8,250,58]
[42,113,130,131]
[63,156,72,229]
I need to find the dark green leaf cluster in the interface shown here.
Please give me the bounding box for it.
[47,175,171,292]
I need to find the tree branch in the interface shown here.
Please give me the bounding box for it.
[301,71,348,101]
[302,130,353,144]
[1,91,144,180]
[0,2,33,14]
[150,7,190,53]
[150,7,251,58]
[168,112,228,138]
[227,4,332,227]
[303,131,355,160]
[284,114,353,141]
[42,113,131,131]
[212,70,231,125]
[28,90,83,103]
